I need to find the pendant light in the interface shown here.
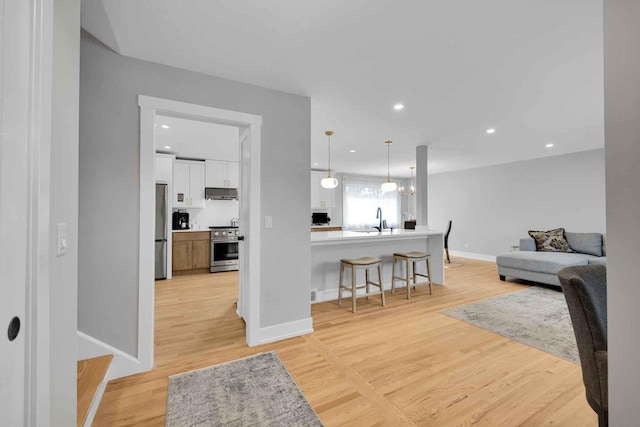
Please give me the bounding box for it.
[398,166,415,195]
[381,140,397,192]
[409,166,415,195]
[320,131,339,189]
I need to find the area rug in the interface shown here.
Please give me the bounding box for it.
[442,287,579,363]
[165,351,323,426]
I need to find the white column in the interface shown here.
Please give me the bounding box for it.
[415,145,428,226]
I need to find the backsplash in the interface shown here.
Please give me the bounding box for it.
[179,199,239,229]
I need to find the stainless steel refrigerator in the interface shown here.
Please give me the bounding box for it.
[155,184,168,280]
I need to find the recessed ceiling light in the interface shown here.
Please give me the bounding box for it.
[486,128,496,134]
[394,104,404,110]
[164,145,172,149]
[161,125,170,129]
[546,143,554,148]
[350,149,356,153]
[313,163,319,166]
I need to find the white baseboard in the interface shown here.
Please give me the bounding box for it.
[83,363,111,427]
[449,250,497,262]
[77,331,142,380]
[258,317,314,345]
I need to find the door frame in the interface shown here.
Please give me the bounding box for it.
[1,0,53,423]
[137,95,262,370]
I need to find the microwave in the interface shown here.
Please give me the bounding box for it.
[312,212,330,225]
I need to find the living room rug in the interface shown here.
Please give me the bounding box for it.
[442,286,579,363]
[165,352,323,426]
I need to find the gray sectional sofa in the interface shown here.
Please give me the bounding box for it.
[496,232,606,286]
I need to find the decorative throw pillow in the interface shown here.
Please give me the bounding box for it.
[528,228,574,252]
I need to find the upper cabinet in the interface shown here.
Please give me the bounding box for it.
[311,170,335,208]
[173,160,205,208]
[155,154,174,183]
[205,160,239,189]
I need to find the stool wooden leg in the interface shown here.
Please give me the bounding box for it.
[412,261,417,289]
[391,256,397,293]
[338,262,344,305]
[351,266,357,313]
[406,258,410,299]
[365,268,370,300]
[426,258,433,295]
[378,264,385,306]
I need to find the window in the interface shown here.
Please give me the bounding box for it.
[342,176,401,230]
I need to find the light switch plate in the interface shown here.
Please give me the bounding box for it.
[57,222,68,257]
[264,216,273,229]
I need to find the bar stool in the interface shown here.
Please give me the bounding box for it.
[391,251,432,299]
[338,257,385,313]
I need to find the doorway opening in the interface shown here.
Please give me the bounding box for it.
[138,96,262,372]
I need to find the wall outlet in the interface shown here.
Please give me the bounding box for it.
[464,244,470,248]
[310,288,317,302]
[264,215,273,229]
[57,223,68,257]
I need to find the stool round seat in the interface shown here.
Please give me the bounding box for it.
[393,251,430,259]
[340,257,382,266]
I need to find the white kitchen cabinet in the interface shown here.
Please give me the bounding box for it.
[155,154,174,183]
[311,170,335,208]
[205,160,239,189]
[173,160,205,208]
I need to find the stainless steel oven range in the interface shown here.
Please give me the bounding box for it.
[210,226,239,272]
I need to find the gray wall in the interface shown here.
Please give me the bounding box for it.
[79,32,311,355]
[50,0,80,424]
[605,0,640,424]
[428,149,606,256]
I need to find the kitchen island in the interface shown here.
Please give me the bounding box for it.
[311,229,444,303]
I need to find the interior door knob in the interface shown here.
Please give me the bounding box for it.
[7,316,20,341]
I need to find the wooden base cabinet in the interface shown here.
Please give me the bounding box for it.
[172,232,210,274]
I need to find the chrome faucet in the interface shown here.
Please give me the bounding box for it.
[374,207,383,232]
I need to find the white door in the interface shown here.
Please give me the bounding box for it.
[239,129,249,320]
[1,0,31,423]
[205,159,227,187]
[189,162,206,207]
[173,161,189,207]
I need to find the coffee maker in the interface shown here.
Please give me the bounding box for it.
[172,211,190,230]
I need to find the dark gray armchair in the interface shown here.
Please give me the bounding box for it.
[558,265,608,427]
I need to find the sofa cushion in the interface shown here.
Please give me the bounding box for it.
[528,228,573,252]
[497,251,593,275]
[566,232,603,257]
[588,257,607,266]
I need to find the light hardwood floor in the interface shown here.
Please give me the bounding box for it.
[94,258,596,426]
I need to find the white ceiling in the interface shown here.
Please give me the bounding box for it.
[83,0,604,177]
[154,116,239,161]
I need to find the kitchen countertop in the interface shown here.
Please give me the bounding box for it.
[310,229,443,246]
[172,229,210,233]
[311,224,341,228]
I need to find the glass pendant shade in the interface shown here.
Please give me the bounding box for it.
[321,176,338,189]
[381,181,398,192]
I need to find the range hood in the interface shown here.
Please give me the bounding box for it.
[205,187,238,200]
